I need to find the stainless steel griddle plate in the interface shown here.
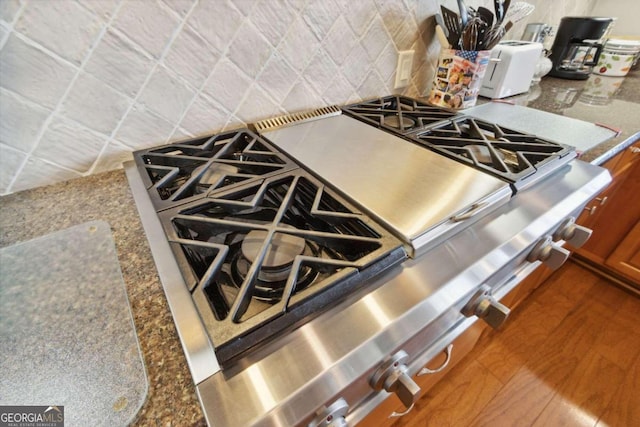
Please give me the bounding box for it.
[261,114,513,257]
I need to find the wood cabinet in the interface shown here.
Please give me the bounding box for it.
[502,140,640,308]
[606,219,640,282]
[571,140,640,288]
[358,321,485,426]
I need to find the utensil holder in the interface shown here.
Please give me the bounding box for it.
[428,49,491,109]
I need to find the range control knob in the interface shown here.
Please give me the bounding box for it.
[461,285,510,329]
[527,236,570,270]
[553,218,592,248]
[370,351,421,409]
[308,398,349,427]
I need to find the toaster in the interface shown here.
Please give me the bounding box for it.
[480,41,543,99]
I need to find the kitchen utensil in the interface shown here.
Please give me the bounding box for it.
[436,24,451,48]
[485,20,514,49]
[441,6,461,46]
[483,21,504,49]
[477,6,494,27]
[502,21,514,40]
[476,26,489,49]
[494,0,504,23]
[461,17,481,50]
[435,12,450,38]
[504,1,534,24]
[483,0,515,49]
[457,0,469,27]
[502,0,511,23]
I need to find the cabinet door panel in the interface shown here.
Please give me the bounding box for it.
[613,142,640,177]
[606,219,640,284]
[575,152,640,262]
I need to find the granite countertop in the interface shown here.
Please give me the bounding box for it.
[0,171,207,426]
[1,71,638,426]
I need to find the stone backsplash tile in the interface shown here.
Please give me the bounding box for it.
[33,117,107,174]
[12,155,81,193]
[0,0,23,25]
[15,1,103,66]
[178,93,230,137]
[85,29,156,99]
[201,57,252,113]
[0,88,51,152]
[138,66,196,124]
[164,25,220,90]
[114,103,174,150]
[60,72,132,135]
[0,0,597,194]
[91,140,133,175]
[111,0,181,59]
[1,34,77,110]
[0,145,27,191]
[228,19,274,78]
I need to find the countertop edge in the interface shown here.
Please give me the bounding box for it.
[584,130,640,166]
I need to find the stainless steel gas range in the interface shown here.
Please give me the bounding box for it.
[125,95,611,426]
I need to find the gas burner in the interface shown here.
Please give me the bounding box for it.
[464,144,519,168]
[383,114,417,130]
[342,95,457,134]
[231,231,320,302]
[132,129,297,210]
[407,117,575,186]
[159,170,405,364]
[191,163,240,195]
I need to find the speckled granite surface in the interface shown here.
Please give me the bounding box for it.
[1,221,148,426]
[0,72,638,427]
[0,171,206,426]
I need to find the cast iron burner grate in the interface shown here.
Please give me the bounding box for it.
[159,170,405,365]
[132,129,297,210]
[407,117,575,185]
[342,95,457,134]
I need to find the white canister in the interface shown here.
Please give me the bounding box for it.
[593,39,640,76]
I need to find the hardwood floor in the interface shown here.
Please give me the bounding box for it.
[392,260,640,427]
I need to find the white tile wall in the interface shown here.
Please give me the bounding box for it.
[1,34,77,109]
[0,0,596,195]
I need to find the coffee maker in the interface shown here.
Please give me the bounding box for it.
[548,17,614,80]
